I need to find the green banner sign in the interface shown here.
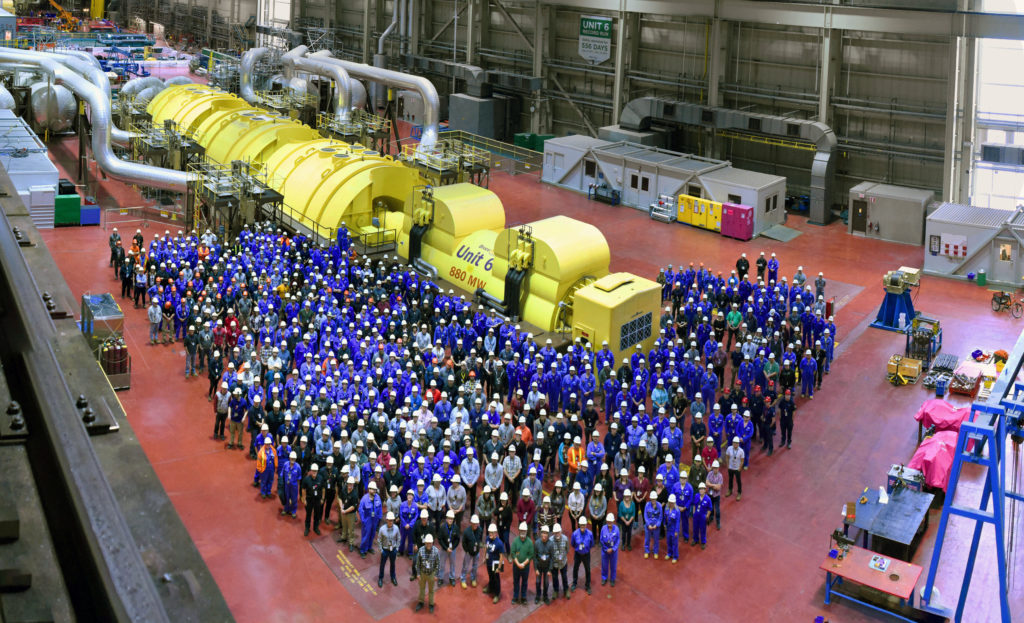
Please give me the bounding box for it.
[579,15,612,64]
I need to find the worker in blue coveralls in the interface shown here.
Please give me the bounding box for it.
[673,471,694,544]
[738,412,754,469]
[281,451,302,518]
[767,252,779,284]
[799,349,817,399]
[664,493,681,563]
[359,481,384,558]
[400,489,419,556]
[600,513,620,587]
[643,490,662,559]
[586,430,605,482]
[691,482,713,550]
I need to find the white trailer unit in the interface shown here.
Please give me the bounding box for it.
[848,182,934,245]
[923,202,1024,286]
[0,110,58,229]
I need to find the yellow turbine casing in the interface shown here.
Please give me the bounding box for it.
[404,184,507,296]
[572,273,662,367]
[494,215,610,330]
[147,85,246,135]
[146,85,416,233]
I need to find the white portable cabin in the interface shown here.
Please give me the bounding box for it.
[923,202,1024,286]
[0,110,58,229]
[542,136,787,235]
[848,182,935,245]
[699,167,787,235]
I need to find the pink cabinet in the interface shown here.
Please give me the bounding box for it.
[720,203,753,241]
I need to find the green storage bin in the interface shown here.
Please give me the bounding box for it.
[54,193,81,226]
[532,134,555,151]
[513,133,533,148]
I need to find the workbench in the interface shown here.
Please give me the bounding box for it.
[819,545,930,622]
[844,487,934,561]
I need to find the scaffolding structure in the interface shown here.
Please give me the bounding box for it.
[400,133,493,187]
[315,109,392,153]
[253,89,318,124]
[185,158,282,238]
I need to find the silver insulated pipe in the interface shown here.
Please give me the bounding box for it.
[239,46,268,104]
[310,52,441,150]
[281,45,352,122]
[310,49,366,112]
[0,48,192,193]
[52,49,137,147]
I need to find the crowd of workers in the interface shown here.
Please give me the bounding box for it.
[107,225,837,612]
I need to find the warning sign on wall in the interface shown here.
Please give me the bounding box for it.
[579,15,612,64]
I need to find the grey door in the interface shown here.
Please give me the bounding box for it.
[992,238,1018,283]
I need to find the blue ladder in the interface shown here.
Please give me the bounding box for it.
[919,396,1022,622]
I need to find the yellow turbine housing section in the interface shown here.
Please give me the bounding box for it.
[147,85,247,135]
[263,139,419,233]
[146,84,418,235]
[398,185,612,330]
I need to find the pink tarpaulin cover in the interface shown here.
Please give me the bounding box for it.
[914,398,971,432]
[908,431,959,491]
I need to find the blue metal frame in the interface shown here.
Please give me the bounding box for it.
[824,570,918,622]
[870,290,918,332]
[919,329,1024,622]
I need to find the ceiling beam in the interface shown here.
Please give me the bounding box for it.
[541,0,1024,40]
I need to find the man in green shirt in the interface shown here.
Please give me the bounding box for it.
[726,304,743,350]
[763,353,780,391]
[510,521,534,605]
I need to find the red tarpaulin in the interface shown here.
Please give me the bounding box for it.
[908,431,959,491]
[914,398,971,432]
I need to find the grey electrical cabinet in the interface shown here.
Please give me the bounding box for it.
[848,182,934,245]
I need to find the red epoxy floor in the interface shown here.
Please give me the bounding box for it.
[37,160,1024,622]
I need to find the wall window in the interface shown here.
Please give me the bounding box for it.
[688,184,702,198]
[728,194,742,204]
[973,4,1024,209]
[641,177,650,192]
[1000,243,1013,262]
[630,174,639,189]
[584,160,596,177]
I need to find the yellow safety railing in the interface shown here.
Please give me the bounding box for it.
[715,128,817,152]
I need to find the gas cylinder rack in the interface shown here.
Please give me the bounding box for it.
[80,293,131,390]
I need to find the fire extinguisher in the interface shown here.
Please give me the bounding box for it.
[113,342,122,374]
[101,345,110,374]
[119,341,128,374]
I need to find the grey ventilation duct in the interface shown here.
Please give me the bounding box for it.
[620,96,837,224]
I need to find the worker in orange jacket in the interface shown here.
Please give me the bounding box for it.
[567,438,585,479]
[516,418,533,446]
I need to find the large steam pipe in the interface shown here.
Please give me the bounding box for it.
[0,48,192,192]
[239,46,268,104]
[52,49,137,147]
[310,49,366,112]
[281,45,352,121]
[313,53,440,149]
